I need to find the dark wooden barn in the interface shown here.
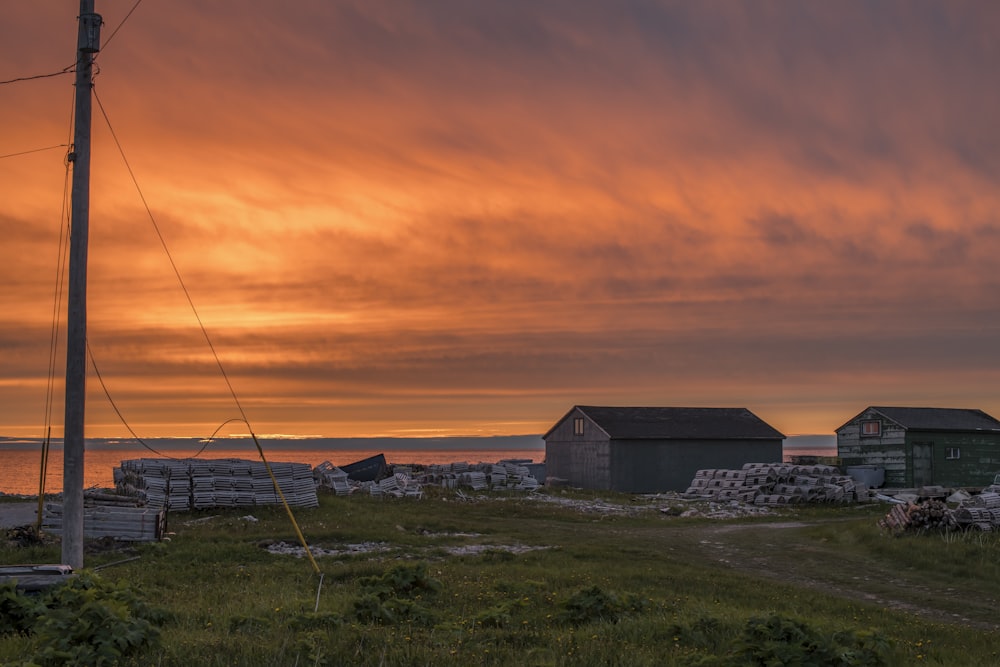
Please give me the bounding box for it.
[543,406,784,492]
[836,406,1000,488]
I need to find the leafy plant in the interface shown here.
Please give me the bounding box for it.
[29,572,166,667]
[352,562,441,626]
[557,585,646,625]
[714,614,892,667]
[0,581,43,636]
[0,573,166,666]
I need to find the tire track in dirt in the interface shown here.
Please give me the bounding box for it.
[694,521,1000,632]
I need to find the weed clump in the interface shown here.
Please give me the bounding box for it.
[685,613,892,666]
[351,561,441,626]
[557,585,647,625]
[0,572,166,666]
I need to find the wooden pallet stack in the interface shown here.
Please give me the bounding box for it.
[683,463,860,504]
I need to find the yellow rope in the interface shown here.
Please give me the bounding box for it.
[35,427,51,533]
[249,430,321,574]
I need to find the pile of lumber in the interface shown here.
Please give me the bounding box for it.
[43,499,165,542]
[879,492,1000,533]
[115,458,318,510]
[683,463,862,504]
[878,499,957,533]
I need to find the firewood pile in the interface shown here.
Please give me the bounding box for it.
[879,492,1000,533]
[682,463,863,505]
[878,499,957,533]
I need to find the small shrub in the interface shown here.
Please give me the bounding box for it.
[352,562,442,626]
[287,610,343,631]
[352,593,437,626]
[716,614,892,667]
[228,613,269,634]
[0,582,44,636]
[357,561,441,600]
[557,585,646,625]
[30,572,165,666]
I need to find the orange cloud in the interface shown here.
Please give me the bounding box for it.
[2,2,1000,439]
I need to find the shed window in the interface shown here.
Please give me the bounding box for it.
[946,447,960,460]
[573,417,584,436]
[861,420,881,436]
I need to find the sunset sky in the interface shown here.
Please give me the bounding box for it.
[2,1,999,440]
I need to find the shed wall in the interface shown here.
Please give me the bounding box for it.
[838,413,1000,487]
[905,431,1000,488]
[544,409,612,489]
[609,438,783,493]
[837,416,907,487]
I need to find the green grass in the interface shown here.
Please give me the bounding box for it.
[3,490,1000,665]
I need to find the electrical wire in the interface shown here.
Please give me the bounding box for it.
[91,87,322,575]
[0,0,145,85]
[0,67,75,86]
[86,339,235,460]
[0,144,70,160]
[39,92,77,505]
[93,89,252,430]
[98,0,146,53]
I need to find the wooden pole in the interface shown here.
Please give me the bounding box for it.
[63,0,101,570]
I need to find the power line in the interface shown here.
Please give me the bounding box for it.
[99,0,146,53]
[0,67,75,86]
[0,144,69,160]
[1,0,145,86]
[92,87,254,431]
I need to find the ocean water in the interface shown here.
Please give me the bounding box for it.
[0,444,542,496]
[0,435,835,496]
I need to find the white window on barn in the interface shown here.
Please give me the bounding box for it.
[573,417,584,436]
[861,420,881,437]
[946,447,961,460]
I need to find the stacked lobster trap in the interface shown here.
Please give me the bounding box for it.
[683,463,863,505]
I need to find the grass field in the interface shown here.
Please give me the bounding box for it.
[2,488,1000,665]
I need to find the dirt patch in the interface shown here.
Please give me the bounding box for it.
[693,519,1000,631]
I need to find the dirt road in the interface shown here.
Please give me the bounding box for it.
[0,503,38,529]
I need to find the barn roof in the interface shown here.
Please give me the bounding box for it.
[548,406,784,440]
[842,406,1000,433]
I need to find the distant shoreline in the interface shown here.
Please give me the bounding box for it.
[0,434,836,451]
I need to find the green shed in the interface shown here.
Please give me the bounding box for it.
[836,406,1000,489]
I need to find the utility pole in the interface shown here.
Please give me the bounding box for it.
[63,0,101,570]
